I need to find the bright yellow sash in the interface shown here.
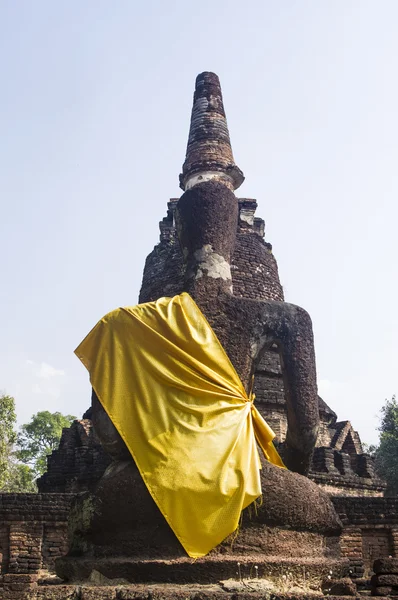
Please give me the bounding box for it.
[75,293,284,558]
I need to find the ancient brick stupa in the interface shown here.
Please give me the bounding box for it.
[40,71,382,502]
[56,72,353,584]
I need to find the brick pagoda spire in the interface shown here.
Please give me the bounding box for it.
[179,72,244,191]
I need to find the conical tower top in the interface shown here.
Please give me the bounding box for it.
[179,72,244,191]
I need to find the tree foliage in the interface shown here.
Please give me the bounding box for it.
[0,394,36,492]
[16,411,76,476]
[0,393,17,489]
[0,395,76,491]
[2,463,37,493]
[374,395,398,496]
[379,395,398,436]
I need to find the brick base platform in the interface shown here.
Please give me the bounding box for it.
[0,576,359,600]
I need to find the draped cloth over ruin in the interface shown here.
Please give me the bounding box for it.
[75,292,284,558]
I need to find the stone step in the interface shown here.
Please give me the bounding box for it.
[2,582,362,600]
[55,555,349,585]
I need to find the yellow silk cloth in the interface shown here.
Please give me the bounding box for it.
[75,292,284,558]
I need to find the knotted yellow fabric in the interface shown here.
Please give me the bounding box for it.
[75,293,284,558]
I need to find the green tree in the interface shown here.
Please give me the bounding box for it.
[0,393,17,489]
[374,395,398,496]
[0,393,36,492]
[2,463,37,493]
[16,411,76,476]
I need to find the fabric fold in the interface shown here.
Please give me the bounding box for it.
[75,292,285,558]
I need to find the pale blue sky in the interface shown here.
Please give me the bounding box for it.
[1,1,397,445]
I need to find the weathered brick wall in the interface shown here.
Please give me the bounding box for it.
[333,497,398,576]
[333,497,398,526]
[231,229,284,302]
[0,523,9,574]
[362,528,393,565]
[0,494,73,575]
[139,238,184,303]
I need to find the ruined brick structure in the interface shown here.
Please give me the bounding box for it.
[36,70,383,500]
[54,72,347,584]
[0,72,395,599]
[37,417,111,494]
